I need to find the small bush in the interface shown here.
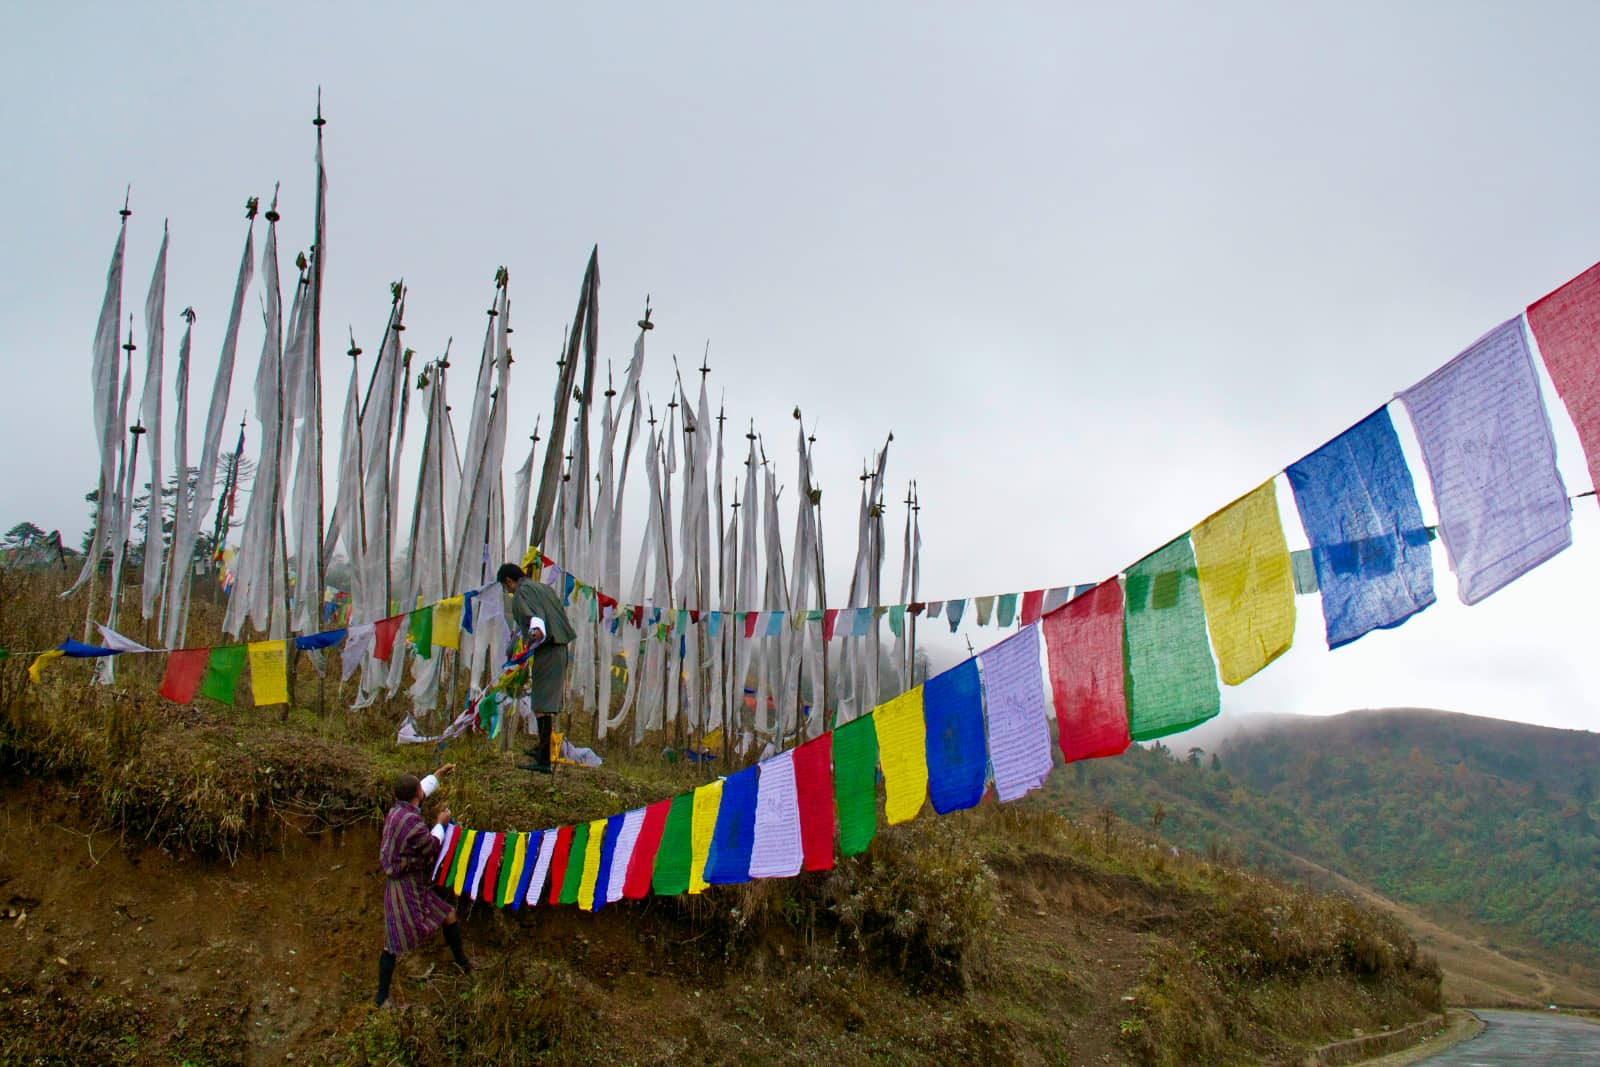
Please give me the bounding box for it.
[822,816,1000,993]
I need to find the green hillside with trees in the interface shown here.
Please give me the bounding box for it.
[1041,709,1600,970]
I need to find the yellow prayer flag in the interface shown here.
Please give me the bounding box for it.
[577,818,607,911]
[27,649,64,683]
[247,640,290,706]
[434,595,464,650]
[501,833,529,907]
[453,830,478,896]
[1191,480,1296,686]
[688,779,724,895]
[873,686,929,825]
[521,544,540,574]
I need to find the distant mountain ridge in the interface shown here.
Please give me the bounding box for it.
[1044,707,1600,974]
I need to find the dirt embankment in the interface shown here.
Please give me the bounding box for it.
[0,779,1148,1065]
[1,775,1443,1066]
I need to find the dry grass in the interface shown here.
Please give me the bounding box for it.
[0,570,1443,1064]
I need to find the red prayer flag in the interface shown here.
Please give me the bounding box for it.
[373,615,404,662]
[792,734,836,871]
[624,798,672,899]
[1041,578,1130,763]
[1529,262,1600,501]
[1020,589,1045,627]
[435,826,462,886]
[823,609,840,642]
[743,612,759,639]
[158,648,209,704]
[546,826,575,905]
[479,832,505,903]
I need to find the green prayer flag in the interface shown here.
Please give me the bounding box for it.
[495,833,518,905]
[559,823,589,905]
[833,713,880,856]
[1123,535,1220,741]
[408,607,433,659]
[198,645,247,705]
[888,604,905,637]
[652,793,695,896]
[996,593,1019,627]
[446,830,471,889]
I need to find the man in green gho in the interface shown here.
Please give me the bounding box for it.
[496,562,576,774]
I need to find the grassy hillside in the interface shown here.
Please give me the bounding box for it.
[1043,709,1600,995]
[0,576,1442,1064]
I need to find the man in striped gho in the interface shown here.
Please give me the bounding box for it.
[375,765,472,1007]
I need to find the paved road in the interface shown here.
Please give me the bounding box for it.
[1417,1009,1600,1064]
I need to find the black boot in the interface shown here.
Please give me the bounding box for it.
[539,714,555,762]
[526,714,554,770]
[375,949,396,1007]
[442,921,473,973]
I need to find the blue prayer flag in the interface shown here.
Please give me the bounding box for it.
[58,638,117,657]
[592,816,624,912]
[704,765,759,885]
[513,831,543,910]
[460,832,486,898]
[1286,408,1436,648]
[923,659,987,814]
[294,628,346,651]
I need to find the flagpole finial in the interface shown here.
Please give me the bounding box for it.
[120,185,131,219]
[245,196,259,220]
[313,87,326,128]
[182,306,196,325]
[347,327,361,359]
[638,296,653,331]
[124,316,136,353]
[265,182,281,223]
[700,340,711,379]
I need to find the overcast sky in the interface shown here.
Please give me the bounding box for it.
[6,3,1600,732]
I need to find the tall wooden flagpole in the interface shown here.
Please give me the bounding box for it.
[311,93,329,710]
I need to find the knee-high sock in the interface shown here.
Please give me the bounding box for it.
[375,950,396,1005]
[536,714,553,762]
[442,922,470,972]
